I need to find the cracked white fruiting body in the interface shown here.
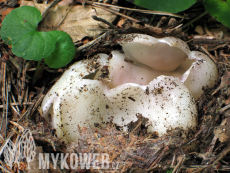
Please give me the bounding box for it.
[42,34,218,142]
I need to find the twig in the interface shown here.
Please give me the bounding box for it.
[149,146,169,168]
[131,164,161,173]
[210,44,230,52]
[171,154,176,166]
[172,154,185,173]
[203,144,230,173]
[0,107,33,156]
[170,165,230,171]
[30,94,45,116]
[181,11,208,30]
[92,15,116,29]
[177,126,206,147]
[130,120,142,134]
[0,159,14,173]
[0,102,34,108]
[126,153,146,162]
[8,54,31,80]
[8,56,19,70]
[85,1,187,19]
[76,30,115,52]
[199,46,218,63]
[9,121,24,132]
[0,87,44,156]
[187,166,206,173]
[0,165,12,173]
[219,104,230,114]
[17,59,23,104]
[4,76,10,138]
[91,3,152,27]
[41,0,62,17]
[2,47,19,71]
[87,28,111,31]
[20,61,30,104]
[0,133,4,143]
[1,61,6,106]
[220,50,230,57]
[214,50,219,60]
[9,104,21,117]
[11,92,20,113]
[0,61,7,137]
[145,164,161,172]
[23,86,29,110]
[192,37,230,46]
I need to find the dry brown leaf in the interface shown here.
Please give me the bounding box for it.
[212,71,230,95]
[20,1,116,42]
[209,24,230,40]
[58,0,73,6]
[195,25,204,35]
[214,126,230,143]
[214,118,230,143]
[0,7,14,22]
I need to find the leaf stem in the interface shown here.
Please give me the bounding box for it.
[181,11,209,30]
[32,60,45,85]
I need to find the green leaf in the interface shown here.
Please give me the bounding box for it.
[1,6,75,68]
[12,31,56,61]
[204,0,230,28]
[166,169,173,173]
[127,0,196,13]
[1,6,42,45]
[1,6,56,61]
[44,31,76,69]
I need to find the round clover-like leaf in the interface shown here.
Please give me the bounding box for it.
[12,31,56,61]
[1,6,75,68]
[204,0,230,28]
[44,31,76,69]
[127,0,196,13]
[1,6,42,45]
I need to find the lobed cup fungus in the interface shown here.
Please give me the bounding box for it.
[41,34,218,142]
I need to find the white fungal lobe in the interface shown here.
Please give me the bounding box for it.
[120,35,189,71]
[42,34,218,142]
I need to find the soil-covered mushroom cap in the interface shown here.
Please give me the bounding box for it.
[41,34,218,142]
[117,34,218,100]
[42,54,197,142]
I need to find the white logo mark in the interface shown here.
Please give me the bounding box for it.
[3,129,36,169]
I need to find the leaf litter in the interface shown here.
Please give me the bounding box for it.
[21,1,117,42]
[1,0,230,172]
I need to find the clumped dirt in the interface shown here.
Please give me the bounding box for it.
[1,0,230,172]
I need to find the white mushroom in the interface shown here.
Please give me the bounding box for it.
[41,34,218,142]
[116,34,218,100]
